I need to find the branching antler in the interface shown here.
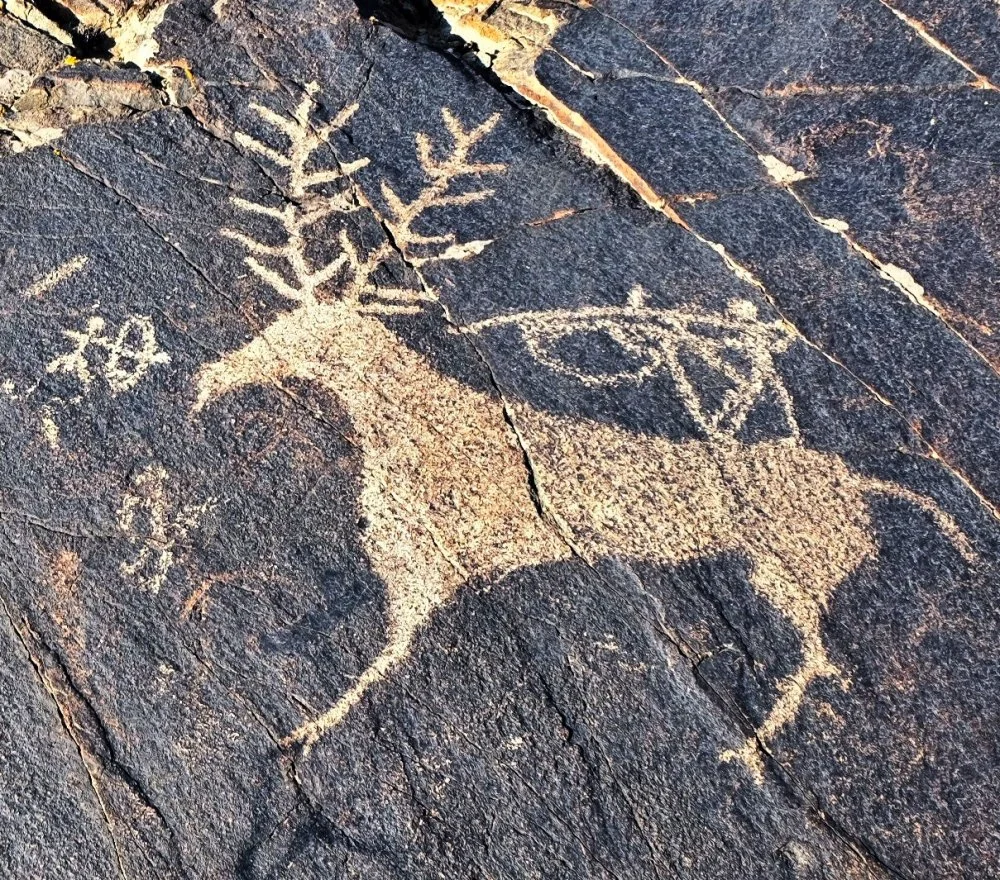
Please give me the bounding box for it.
[224,83,369,306]
[234,84,370,201]
[225,86,506,314]
[379,109,504,267]
[224,89,793,441]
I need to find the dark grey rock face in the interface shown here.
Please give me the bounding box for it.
[0,1,997,878]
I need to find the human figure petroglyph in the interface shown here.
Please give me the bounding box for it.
[2,258,167,448]
[118,464,214,595]
[194,89,975,779]
[47,313,170,394]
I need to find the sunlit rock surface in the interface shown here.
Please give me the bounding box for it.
[0,1,997,877]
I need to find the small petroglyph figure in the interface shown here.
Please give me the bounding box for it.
[195,88,975,780]
[118,464,214,595]
[21,255,89,299]
[466,285,799,441]
[2,254,92,448]
[47,314,170,394]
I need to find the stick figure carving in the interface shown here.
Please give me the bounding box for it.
[118,464,215,595]
[47,313,170,394]
[193,88,974,779]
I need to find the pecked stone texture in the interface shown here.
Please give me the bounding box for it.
[0,1,996,878]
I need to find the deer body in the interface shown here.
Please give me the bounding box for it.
[196,303,572,741]
[196,93,973,777]
[196,301,972,775]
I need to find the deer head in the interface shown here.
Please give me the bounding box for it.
[193,84,505,412]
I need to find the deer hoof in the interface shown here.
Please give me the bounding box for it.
[279,724,319,754]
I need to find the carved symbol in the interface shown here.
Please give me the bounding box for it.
[4,255,90,448]
[47,314,170,394]
[21,254,89,299]
[466,286,799,441]
[194,89,976,783]
[3,257,168,449]
[118,464,214,595]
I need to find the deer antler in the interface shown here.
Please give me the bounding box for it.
[353,109,505,317]
[224,84,369,306]
[377,108,505,269]
[225,90,506,314]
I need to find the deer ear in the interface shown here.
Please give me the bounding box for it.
[626,285,649,308]
[192,379,214,413]
[193,362,230,413]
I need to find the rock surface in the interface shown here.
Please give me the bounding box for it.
[0,1,997,877]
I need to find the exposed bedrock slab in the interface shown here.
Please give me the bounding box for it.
[0,1,996,878]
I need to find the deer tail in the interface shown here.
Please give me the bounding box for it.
[867,480,976,565]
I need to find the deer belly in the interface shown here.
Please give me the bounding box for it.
[515,407,733,563]
[356,393,570,582]
[721,443,881,600]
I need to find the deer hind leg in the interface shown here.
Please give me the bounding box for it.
[282,489,463,750]
[722,555,845,781]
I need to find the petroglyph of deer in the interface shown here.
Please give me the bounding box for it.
[193,88,974,779]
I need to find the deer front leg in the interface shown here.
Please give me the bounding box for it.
[721,632,842,782]
[193,330,301,413]
[722,557,846,781]
[281,477,464,750]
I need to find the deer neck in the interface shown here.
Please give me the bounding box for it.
[268,301,476,442]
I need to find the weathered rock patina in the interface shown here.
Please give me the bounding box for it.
[0,1,997,877]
